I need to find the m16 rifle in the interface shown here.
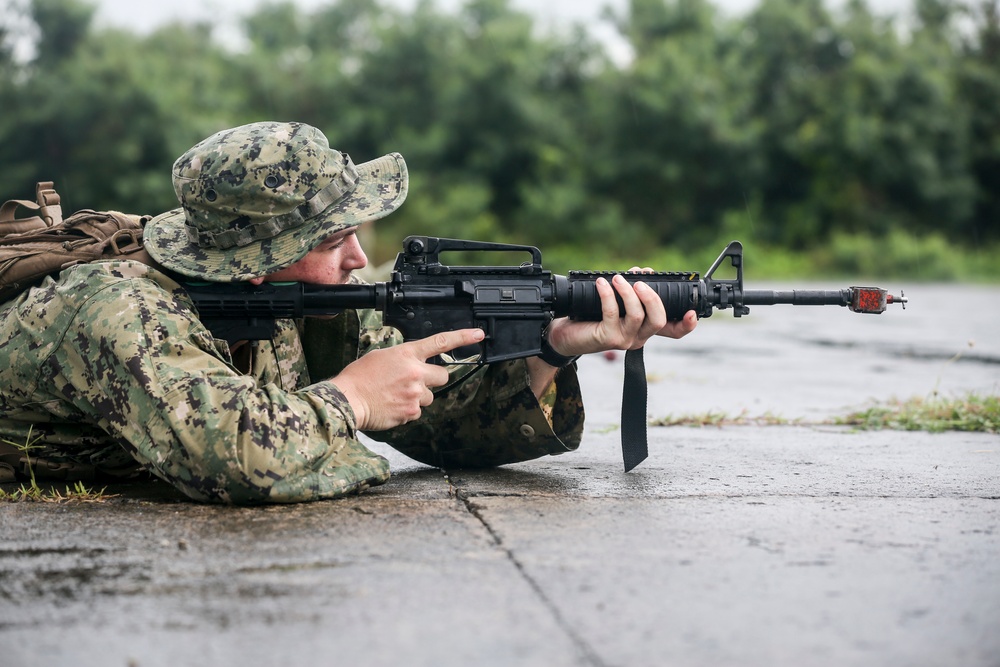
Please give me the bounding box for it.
[184,237,907,471]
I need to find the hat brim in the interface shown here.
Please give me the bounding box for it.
[144,152,407,281]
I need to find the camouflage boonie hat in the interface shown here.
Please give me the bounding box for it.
[144,121,408,281]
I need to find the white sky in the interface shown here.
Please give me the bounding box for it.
[90,0,709,33]
[90,0,916,54]
[90,0,644,61]
[2,0,915,64]
[90,0,914,31]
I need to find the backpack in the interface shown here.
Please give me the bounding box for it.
[0,181,150,303]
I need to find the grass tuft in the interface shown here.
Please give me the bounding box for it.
[832,393,1000,433]
[649,393,999,433]
[1,428,116,503]
[650,409,799,427]
[0,480,113,503]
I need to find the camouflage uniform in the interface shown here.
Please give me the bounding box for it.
[0,121,584,503]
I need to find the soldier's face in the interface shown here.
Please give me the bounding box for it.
[252,229,368,285]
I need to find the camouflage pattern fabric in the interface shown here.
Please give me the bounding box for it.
[143,121,408,282]
[0,261,584,503]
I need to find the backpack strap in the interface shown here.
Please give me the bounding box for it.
[0,181,63,234]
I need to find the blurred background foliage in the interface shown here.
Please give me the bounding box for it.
[1,0,997,280]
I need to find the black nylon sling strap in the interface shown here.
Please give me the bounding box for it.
[620,347,649,472]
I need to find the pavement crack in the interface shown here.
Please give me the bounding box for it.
[455,489,608,667]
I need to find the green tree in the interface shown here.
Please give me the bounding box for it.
[28,0,92,65]
[957,0,1000,244]
[735,0,976,246]
[0,0,995,271]
[0,0,252,214]
[592,0,761,250]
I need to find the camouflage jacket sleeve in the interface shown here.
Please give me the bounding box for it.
[299,307,586,470]
[1,261,389,503]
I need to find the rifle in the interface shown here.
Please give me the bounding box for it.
[183,237,907,471]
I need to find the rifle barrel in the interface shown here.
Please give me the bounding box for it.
[741,289,851,307]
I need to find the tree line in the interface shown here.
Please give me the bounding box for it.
[1,0,998,277]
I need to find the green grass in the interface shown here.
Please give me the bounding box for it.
[0,428,114,503]
[650,409,798,427]
[0,480,113,503]
[650,393,1000,433]
[831,393,1000,433]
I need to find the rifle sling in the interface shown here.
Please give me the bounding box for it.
[620,347,649,472]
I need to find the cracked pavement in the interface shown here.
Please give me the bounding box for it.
[2,283,998,666]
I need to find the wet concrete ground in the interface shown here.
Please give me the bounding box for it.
[2,282,998,667]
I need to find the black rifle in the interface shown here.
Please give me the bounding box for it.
[184,237,907,471]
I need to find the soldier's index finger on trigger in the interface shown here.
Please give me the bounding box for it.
[412,328,486,360]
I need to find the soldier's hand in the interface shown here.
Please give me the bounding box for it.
[623,266,699,340]
[543,272,696,360]
[333,328,485,432]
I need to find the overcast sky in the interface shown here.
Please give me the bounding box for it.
[91,0,916,29]
[89,0,740,33]
[85,0,915,66]
[90,0,915,37]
